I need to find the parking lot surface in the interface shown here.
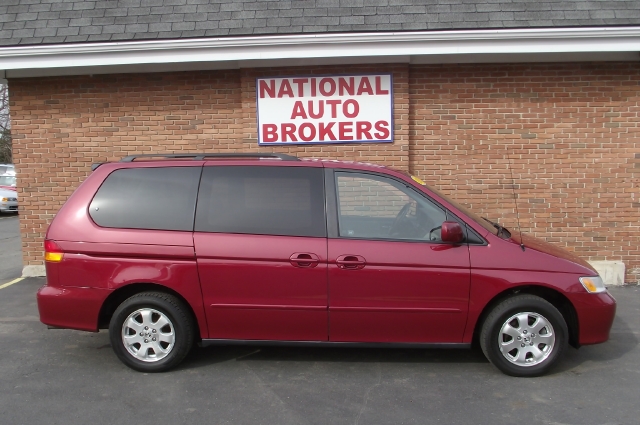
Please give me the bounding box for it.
[0,276,637,425]
[1,215,639,425]
[0,214,21,283]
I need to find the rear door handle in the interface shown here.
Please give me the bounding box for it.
[336,255,366,270]
[289,253,320,268]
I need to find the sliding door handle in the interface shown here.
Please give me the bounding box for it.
[289,253,320,268]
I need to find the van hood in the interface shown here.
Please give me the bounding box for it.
[511,233,596,274]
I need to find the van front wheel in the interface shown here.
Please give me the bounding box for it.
[109,292,194,372]
[480,295,568,377]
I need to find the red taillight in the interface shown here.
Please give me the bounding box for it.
[44,239,64,262]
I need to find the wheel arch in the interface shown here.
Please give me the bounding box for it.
[472,285,580,349]
[98,283,202,341]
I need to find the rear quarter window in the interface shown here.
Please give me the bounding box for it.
[89,167,201,231]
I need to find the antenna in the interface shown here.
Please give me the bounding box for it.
[505,144,526,252]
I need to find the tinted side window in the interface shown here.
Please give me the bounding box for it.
[195,166,326,237]
[89,167,201,231]
[336,172,446,241]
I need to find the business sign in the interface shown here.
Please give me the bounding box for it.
[257,74,393,145]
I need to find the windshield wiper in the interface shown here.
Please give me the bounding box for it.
[482,217,510,238]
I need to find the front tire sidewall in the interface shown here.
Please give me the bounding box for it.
[109,293,193,373]
[481,295,568,377]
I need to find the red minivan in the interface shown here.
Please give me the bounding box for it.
[37,153,616,376]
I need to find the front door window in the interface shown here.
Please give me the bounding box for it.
[336,172,447,241]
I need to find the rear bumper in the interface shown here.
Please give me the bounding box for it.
[37,284,112,332]
[572,291,617,345]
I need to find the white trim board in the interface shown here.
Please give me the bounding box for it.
[1,27,639,77]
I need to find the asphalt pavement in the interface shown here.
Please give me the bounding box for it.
[0,213,22,283]
[0,214,639,425]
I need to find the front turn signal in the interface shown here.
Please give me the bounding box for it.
[44,239,64,263]
[579,276,606,294]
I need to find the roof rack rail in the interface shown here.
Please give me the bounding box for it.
[120,153,300,162]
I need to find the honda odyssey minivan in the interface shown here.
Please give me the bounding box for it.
[37,153,616,376]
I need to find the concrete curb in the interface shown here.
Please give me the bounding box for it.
[22,265,46,277]
[587,261,626,286]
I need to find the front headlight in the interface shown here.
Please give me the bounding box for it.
[579,276,607,293]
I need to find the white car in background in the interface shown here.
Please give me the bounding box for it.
[0,167,18,213]
[0,187,17,213]
[0,173,16,191]
[0,164,14,175]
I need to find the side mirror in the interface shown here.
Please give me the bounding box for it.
[441,221,464,243]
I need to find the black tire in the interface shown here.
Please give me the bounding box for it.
[480,294,568,377]
[109,292,195,372]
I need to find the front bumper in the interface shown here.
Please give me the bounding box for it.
[0,200,17,212]
[572,291,617,345]
[37,284,112,332]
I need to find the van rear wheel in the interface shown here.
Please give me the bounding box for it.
[480,294,568,377]
[109,292,194,372]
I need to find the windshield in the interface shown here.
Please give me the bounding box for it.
[0,175,16,187]
[385,168,507,237]
[423,184,499,236]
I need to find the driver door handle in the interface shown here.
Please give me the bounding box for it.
[336,255,366,270]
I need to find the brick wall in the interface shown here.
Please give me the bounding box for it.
[10,70,242,264]
[410,63,640,283]
[9,62,640,282]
